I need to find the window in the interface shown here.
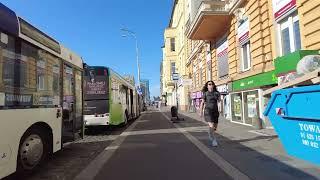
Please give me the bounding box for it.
[231,93,243,123]
[241,42,251,71]
[278,12,301,56]
[52,64,60,95]
[216,38,229,78]
[0,33,61,108]
[64,65,73,96]
[170,38,175,52]
[171,62,176,74]
[1,36,28,88]
[37,60,46,90]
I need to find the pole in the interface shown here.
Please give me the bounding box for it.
[120,28,141,90]
[176,82,178,108]
[134,36,141,90]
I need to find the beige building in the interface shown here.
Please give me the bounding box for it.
[162,0,320,127]
[161,0,191,110]
[184,0,320,128]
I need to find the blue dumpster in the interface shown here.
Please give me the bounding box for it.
[264,84,320,166]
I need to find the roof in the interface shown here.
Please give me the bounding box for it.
[168,0,179,27]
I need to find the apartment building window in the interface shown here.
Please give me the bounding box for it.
[278,12,301,56]
[170,38,176,52]
[241,42,251,71]
[171,62,176,78]
[216,38,229,78]
[237,17,251,72]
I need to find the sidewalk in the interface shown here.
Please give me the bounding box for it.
[161,106,320,179]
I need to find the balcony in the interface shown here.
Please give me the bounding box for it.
[186,0,231,40]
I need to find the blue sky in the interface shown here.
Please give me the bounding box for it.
[1,0,172,97]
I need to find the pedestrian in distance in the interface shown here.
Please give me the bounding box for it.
[199,81,221,147]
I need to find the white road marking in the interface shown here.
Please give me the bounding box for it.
[161,112,251,180]
[74,116,142,180]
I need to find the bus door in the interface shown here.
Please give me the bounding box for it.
[130,89,134,118]
[74,70,83,138]
[62,64,83,142]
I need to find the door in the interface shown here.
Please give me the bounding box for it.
[62,64,77,142]
[130,89,134,118]
[74,69,84,138]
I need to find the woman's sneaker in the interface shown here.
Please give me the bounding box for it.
[211,139,218,147]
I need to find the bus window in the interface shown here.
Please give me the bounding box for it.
[0,38,35,107]
[0,33,15,93]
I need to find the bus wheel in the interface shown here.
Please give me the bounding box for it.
[17,127,49,173]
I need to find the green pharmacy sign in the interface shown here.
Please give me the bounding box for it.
[233,71,277,91]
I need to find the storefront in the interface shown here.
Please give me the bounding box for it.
[216,83,232,120]
[190,91,202,112]
[231,71,277,128]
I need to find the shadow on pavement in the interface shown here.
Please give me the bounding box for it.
[172,112,320,180]
[4,141,112,180]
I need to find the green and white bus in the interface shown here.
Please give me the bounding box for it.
[0,3,84,178]
[84,66,141,128]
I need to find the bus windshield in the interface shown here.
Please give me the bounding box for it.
[84,67,109,115]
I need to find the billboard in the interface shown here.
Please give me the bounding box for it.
[84,76,109,100]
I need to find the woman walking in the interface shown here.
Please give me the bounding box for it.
[199,81,220,147]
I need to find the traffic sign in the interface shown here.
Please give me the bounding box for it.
[172,73,179,81]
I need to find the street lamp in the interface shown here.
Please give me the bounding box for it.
[120,28,141,91]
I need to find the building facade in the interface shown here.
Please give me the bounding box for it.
[181,0,320,129]
[140,79,150,104]
[162,0,191,109]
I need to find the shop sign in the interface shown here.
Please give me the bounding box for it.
[233,71,277,91]
[237,18,250,46]
[272,0,296,20]
[196,91,203,99]
[191,92,197,99]
[278,71,300,85]
[178,78,192,87]
[217,84,229,94]
[274,50,319,77]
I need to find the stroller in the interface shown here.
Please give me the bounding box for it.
[170,106,184,122]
